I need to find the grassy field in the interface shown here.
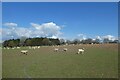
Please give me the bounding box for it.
[2,44,118,78]
[0,48,2,79]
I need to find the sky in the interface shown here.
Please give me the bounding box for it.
[2,0,120,2]
[1,2,118,41]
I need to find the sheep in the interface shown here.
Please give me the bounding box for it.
[28,46,32,49]
[12,47,15,49]
[77,48,84,54]
[7,47,10,49]
[63,48,68,52]
[17,47,20,49]
[21,50,28,55]
[54,48,59,52]
[37,46,40,48]
[32,46,36,49]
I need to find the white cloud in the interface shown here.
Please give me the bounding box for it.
[3,22,18,27]
[77,34,84,37]
[48,35,58,39]
[30,23,41,30]
[77,34,117,42]
[77,34,87,40]
[30,22,62,37]
[2,22,118,42]
[2,22,63,40]
[94,35,118,42]
[102,35,117,41]
[96,36,102,40]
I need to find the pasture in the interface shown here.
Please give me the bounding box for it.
[2,44,118,78]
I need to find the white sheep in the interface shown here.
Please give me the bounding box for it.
[12,47,15,49]
[17,47,20,49]
[63,48,68,52]
[77,48,84,54]
[7,47,10,49]
[54,48,59,52]
[28,46,32,49]
[21,50,28,55]
[37,46,40,48]
[32,46,36,49]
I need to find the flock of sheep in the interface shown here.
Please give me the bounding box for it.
[3,46,85,55]
[54,48,68,52]
[54,47,84,54]
[20,47,85,55]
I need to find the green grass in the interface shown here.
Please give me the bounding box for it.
[2,44,118,78]
[0,50,2,79]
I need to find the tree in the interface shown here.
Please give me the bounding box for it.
[109,39,119,43]
[25,39,32,46]
[31,38,38,46]
[84,38,93,44]
[14,39,20,46]
[81,39,86,44]
[51,38,60,45]
[66,40,72,45]
[73,39,80,44]
[60,39,65,45]
[20,36,27,46]
[3,40,9,47]
[113,40,119,43]
[42,38,50,45]
[94,38,100,44]
[103,38,110,43]
[2,37,62,47]
[8,40,16,47]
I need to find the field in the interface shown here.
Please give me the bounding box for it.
[2,44,118,78]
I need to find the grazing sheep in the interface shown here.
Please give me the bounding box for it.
[21,50,28,55]
[77,48,84,54]
[37,46,40,48]
[7,47,10,49]
[54,48,59,52]
[12,47,15,49]
[17,47,20,49]
[28,46,32,49]
[63,48,68,52]
[3,47,7,49]
[32,47,36,49]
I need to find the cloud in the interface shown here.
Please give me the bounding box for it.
[77,34,117,41]
[2,22,63,40]
[94,35,117,41]
[48,35,58,39]
[77,34,87,40]
[96,36,102,40]
[3,22,18,27]
[2,22,118,42]
[102,35,117,41]
[77,34,84,37]
[30,22,61,37]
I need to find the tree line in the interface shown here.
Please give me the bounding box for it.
[3,37,60,48]
[60,38,118,45]
[2,37,119,48]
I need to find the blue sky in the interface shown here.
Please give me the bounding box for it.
[2,2,118,41]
